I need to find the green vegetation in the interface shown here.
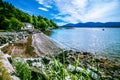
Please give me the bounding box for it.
[12,51,105,80]
[1,50,120,80]
[0,55,11,80]
[0,62,11,80]
[13,59,93,80]
[14,61,32,80]
[43,58,92,80]
[0,0,58,31]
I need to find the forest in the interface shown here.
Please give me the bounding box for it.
[0,0,58,31]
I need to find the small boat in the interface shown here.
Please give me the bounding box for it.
[102,29,104,31]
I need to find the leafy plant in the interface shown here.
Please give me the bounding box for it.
[15,61,32,80]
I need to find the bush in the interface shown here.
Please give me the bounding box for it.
[15,61,32,80]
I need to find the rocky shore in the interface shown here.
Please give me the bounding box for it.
[0,31,120,80]
[0,31,28,46]
[55,50,120,79]
[1,31,66,58]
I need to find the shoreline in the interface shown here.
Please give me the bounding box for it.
[1,31,66,57]
[0,31,120,79]
[1,31,120,62]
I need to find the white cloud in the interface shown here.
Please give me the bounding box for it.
[36,0,44,4]
[38,7,48,11]
[36,0,120,25]
[82,1,119,22]
[36,0,53,8]
[53,0,120,24]
[46,5,52,8]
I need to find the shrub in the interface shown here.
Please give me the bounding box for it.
[15,61,32,80]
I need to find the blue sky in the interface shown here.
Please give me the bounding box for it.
[3,0,120,25]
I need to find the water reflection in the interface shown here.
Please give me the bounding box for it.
[49,28,120,60]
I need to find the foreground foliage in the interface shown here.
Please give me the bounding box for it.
[13,51,104,80]
[14,59,94,80]
[14,61,32,80]
[0,62,11,80]
[1,50,119,80]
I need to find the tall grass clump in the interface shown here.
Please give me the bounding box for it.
[41,51,93,80]
[0,62,11,80]
[42,59,92,80]
[14,61,32,80]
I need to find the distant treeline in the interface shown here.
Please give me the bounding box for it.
[0,0,58,31]
[63,22,120,28]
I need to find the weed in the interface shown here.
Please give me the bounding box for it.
[15,61,32,80]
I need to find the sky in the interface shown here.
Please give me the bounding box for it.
[3,0,120,26]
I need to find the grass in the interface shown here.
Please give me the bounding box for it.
[13,51,103,80]
[15,58,93,80]
[0,56,11,80]
[14,61,32,80]
[0,30,9,32]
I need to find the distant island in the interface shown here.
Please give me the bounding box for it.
[63,22,120,28]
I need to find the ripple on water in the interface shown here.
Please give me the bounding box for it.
[50,28,120,62]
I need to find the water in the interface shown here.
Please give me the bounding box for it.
[49,28,120,60]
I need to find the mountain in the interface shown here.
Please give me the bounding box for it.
[63,22,120,28]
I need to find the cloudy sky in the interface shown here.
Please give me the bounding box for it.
[3,0,120,25]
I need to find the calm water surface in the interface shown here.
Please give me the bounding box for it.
[49,28,120,59]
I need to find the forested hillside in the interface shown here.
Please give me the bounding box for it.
[0,0,58,31]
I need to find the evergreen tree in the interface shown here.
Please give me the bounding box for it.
[0,18,10,30]
[40,19,48,31]
[32,15,38,27]
[9,17,24,30]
